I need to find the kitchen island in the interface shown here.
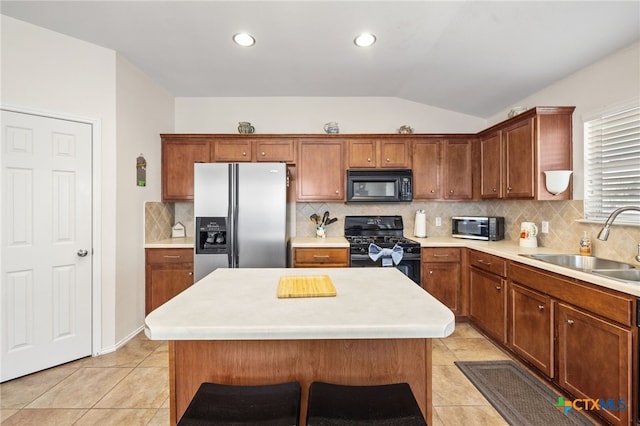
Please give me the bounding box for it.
[145,267,455,425]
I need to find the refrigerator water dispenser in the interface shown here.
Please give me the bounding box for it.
[196,217,227,254]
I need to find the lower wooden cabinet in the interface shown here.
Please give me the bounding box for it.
[557,302,632,426]
[507,262,635,426]
[508,283,553,377]
[293,248,349,267]
[469,251,507,344]
[145,248,194,315]
[421,247,461,315]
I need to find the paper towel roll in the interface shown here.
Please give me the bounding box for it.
[414,210,427,237]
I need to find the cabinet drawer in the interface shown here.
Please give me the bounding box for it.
[146,248,194,264]
[422,247,461,263]
[469,250,507,277]
[294,248,349,266]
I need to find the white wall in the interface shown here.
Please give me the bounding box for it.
[175,97,485,133]
[115,56,174,342]
[1,15,175,351]
[486,41,640,200]
[1,15,119,351]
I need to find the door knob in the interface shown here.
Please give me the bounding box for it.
[77,249,89,257]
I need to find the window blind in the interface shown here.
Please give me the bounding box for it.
[584,101,640,223]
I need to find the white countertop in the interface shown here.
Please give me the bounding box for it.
[145,237,194,248]
[144,267,455,341]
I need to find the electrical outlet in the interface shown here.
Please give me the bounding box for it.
[541,221,549,234]
[435,217,442,227]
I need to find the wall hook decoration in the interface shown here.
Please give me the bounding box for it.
[136,154,147,187]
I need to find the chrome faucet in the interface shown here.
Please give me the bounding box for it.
[597,206,640,240]
[596,206,640,262]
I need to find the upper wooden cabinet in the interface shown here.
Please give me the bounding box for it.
[479,107,575,200]
[212,138,296,163]
[297,138,345,201]
[212,139,253,162]
[161,136,212,202]
[413,137,473,200]
[348,139,411,168]
[256,140,296,163]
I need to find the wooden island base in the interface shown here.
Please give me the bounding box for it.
[169,338,432,426]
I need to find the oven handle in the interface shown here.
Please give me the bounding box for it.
[350,253,421,261]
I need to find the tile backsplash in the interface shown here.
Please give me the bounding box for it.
[145,201,193,242]
[296,199,639,264]
[146,199,638,264]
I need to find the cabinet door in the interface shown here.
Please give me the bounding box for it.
[422,263,461,315]
[557,303,632,426]
[443,140,473,200]
[509,283,553,377]
[256,140,296,163]
[148,267,194,313]
[504,118,535,199]
[213,139,253,162]
[412,139,442,199]
[469,267,507,344]
[379,140,411,168]
[347,140,377,168]
[297,139,345,201]
[162,138,211,201]
[480,132,503,198]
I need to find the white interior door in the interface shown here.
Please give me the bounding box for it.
[1,110,92,382]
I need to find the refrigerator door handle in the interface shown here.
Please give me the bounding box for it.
[230,163,240,268]
[227,164,234,267]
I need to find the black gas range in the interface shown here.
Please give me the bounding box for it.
[344,216,421,284]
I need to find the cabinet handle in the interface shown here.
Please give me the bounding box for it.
[495,285,502,290]
[477,259,492,266]
[507,186,513,192]
[567,319,574,325]
[449,189,454,193]
[433,254,450,257]
[188,272,193,276]
[163,255,181,259]
[261,151,266,156]
[367,157,372,162]
[537,305,544,310]
[429,270,433,275]
[335,190,340,194]
[492,188,497,192]
[386,158,391,162]
[313,255,330,259]
[430,189,435,193]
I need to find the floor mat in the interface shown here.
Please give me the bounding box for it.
[455,360,597,426]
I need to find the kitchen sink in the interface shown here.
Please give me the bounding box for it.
[592,269,640,283]
[520,254,636,271]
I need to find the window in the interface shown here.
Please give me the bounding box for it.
[584,100,640,223]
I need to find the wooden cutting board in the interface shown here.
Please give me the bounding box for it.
[277,275,337,298]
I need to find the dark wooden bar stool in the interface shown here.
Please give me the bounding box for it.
[177,381,301,425]
[306,382,427,425]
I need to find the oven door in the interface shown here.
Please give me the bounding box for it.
[350,254,421,284]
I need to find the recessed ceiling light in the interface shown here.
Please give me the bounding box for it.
[233,33,255,47]
[354,33,376,47]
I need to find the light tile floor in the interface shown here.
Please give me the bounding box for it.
[0,323,597,425]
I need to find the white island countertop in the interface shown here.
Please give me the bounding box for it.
[144,267,455,341]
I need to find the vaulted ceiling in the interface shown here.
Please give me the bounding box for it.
[2,1,639,118]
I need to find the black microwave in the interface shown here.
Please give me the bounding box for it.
[452,216,505,241]
[346,170,413,203]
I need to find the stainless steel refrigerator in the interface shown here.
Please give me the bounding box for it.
[194,162,287,281]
